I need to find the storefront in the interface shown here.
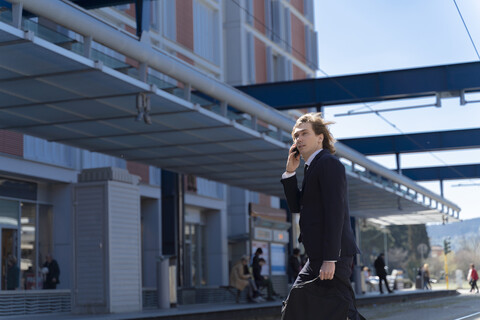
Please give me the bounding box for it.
[0,178,53,291]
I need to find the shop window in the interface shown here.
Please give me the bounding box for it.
[38,205,53,286]
[184,223,206,287]
[0,199,19,290]
[20,202,36,290]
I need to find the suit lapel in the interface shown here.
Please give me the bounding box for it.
[301,149,328,191]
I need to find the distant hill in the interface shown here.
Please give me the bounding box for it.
[427,217,480,250]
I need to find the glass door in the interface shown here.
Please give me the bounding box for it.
[0,198,20,291]
[1,228,18,290]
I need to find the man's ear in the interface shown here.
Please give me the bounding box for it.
[318,133,324,144]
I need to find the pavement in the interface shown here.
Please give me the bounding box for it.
[1,288,459,320]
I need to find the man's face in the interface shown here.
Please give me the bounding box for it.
[293,123,323,158]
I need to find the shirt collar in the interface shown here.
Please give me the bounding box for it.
[305,148,322,166]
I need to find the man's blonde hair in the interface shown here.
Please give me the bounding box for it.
[292,112,336,154]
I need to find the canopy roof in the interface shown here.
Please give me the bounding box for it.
[0,5,460,225]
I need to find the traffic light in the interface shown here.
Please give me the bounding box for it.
[443,238,451,255]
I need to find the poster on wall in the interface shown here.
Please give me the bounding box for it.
[251,240,269,276]
[270,243,286,275]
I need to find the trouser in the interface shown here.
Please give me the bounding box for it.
[292,256,363,320]
[378,276,391,293]
[470,279,479,292]
[256,277,275,298]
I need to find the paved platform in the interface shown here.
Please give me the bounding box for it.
[1,289,458,320]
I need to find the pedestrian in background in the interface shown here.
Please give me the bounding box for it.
[287,248,301,284]
[253,258,279,301]
[374,253,393,294]
[42,253,60,289]
[6,255,19,290]
[467,263,479,293]
[422,264,432,290]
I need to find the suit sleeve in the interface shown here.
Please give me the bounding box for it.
[319,157,346,261]
[281,174,301,213]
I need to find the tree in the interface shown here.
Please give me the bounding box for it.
[359,222,431,281]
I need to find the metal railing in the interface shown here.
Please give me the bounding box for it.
[0,290,71,315]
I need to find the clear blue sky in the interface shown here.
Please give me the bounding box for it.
[314,0,480,220]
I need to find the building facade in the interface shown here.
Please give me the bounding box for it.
[0,0,316,313]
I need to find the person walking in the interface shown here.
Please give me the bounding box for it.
[281,112,363,320]
[374,253,393,294]
[467,263,479,293]
[422,264,432,290]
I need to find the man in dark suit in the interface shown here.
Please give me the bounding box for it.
[281,112,362,319]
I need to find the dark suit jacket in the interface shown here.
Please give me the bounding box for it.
[281,149,359,266]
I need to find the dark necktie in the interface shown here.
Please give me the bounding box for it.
[301,164,309,191]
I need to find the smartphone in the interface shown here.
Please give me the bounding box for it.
[292,147,299,157]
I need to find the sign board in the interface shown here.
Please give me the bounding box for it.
[254,227,272,241]
[271,243,286,275]
[273,230,289,243]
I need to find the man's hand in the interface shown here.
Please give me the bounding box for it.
[286,144,300,173]
[319,261,335,280]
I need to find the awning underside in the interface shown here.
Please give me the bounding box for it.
[0,23,458,225]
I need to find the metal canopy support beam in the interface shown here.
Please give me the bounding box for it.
[236,61,480,109]
[402,164,480,181]
[339,128,480,155]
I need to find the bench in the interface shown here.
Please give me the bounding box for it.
[220,285,241,303]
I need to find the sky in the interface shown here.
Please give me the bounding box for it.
[314,0,480,220]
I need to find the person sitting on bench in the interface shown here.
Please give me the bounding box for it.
[252,257,279,301]
[229,256,261,303]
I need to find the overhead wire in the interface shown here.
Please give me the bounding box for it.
[231,0,478,188]
[453,0,480,60]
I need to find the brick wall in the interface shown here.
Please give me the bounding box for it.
[127,161,150,184]
[290,0,304,14]
[255,38,267,83]
[254,0,266,34]
[293,64,306,80]
[291,14,306,63]
[258,193,271,207]
[0,130,23,157]
[176,0,194,50]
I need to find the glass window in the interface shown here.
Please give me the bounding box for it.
[162,0,176,41]
[0,199,19,227]
[193,0,220,64]
[38,205,53,272]
[184,223,206,287]
[0,199,19,290]
[20,202,36,290]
